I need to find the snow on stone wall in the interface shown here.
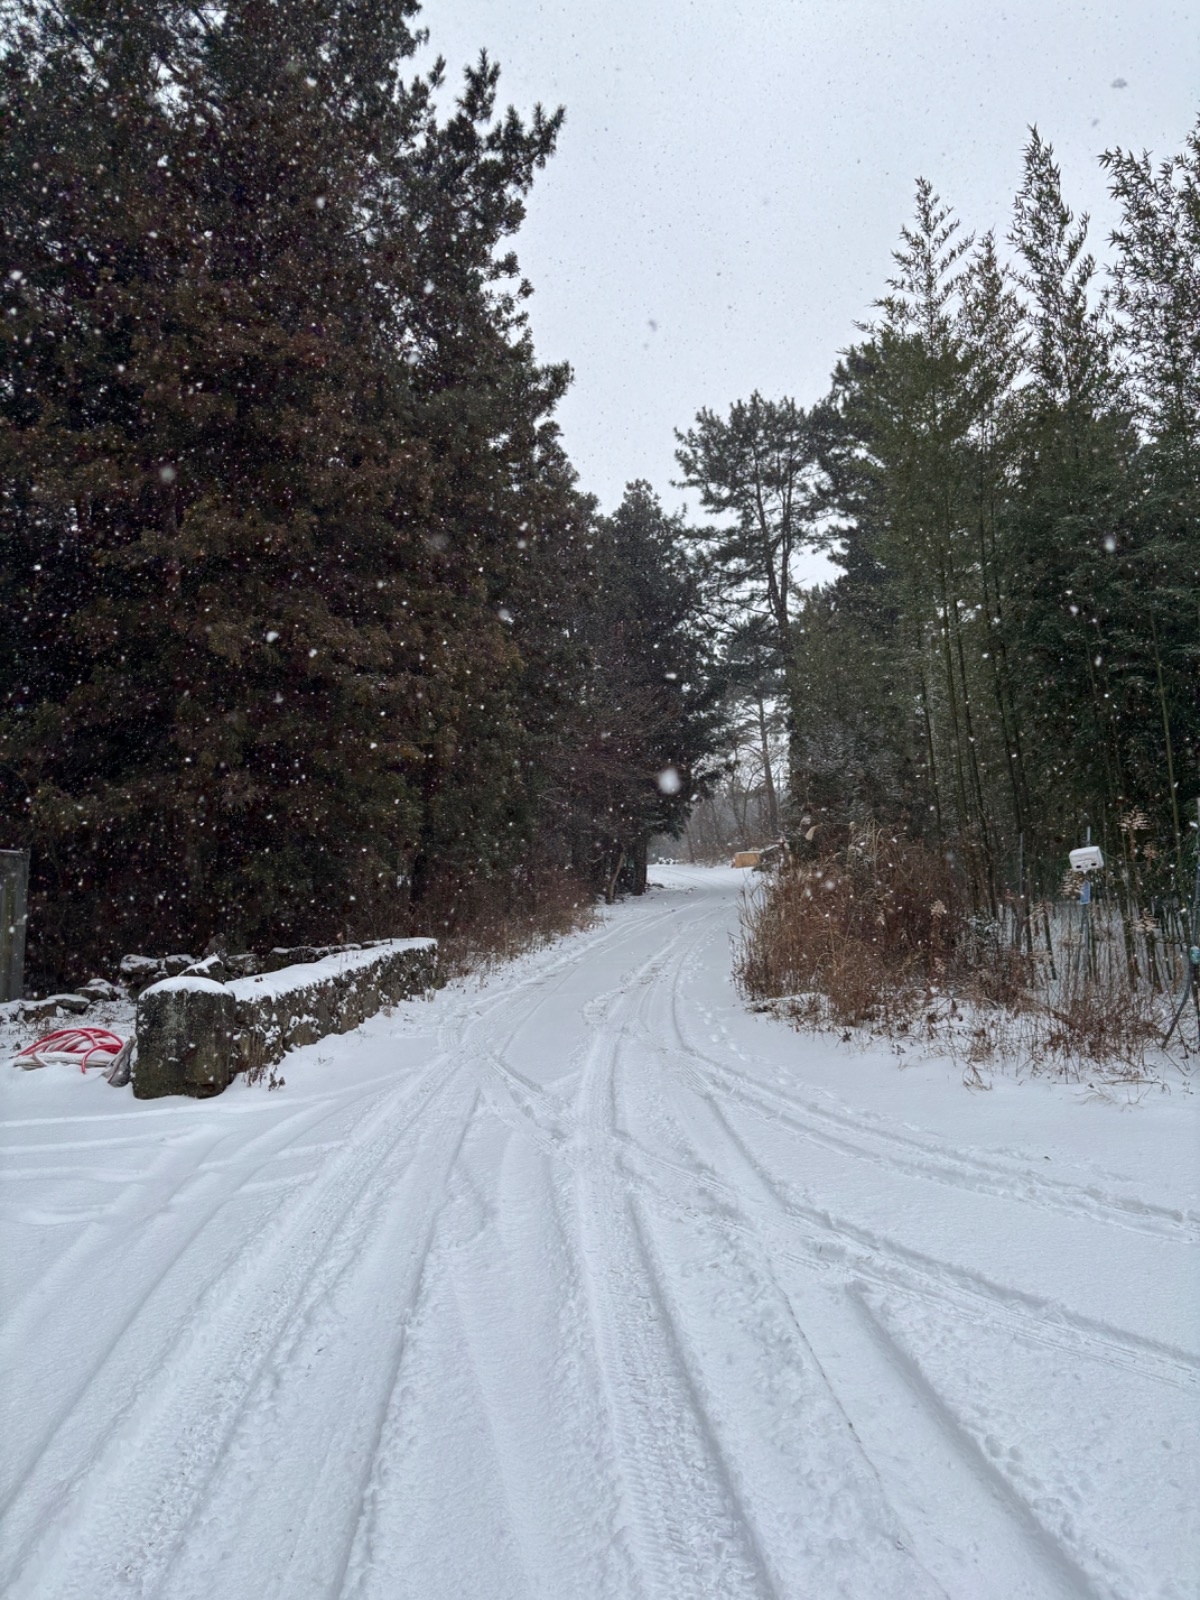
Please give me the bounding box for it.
[134,939,437,1099]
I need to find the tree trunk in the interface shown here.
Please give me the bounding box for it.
[605,848,625,906]
[756,694,779,837]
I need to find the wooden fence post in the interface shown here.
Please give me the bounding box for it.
[0,849,30,1002]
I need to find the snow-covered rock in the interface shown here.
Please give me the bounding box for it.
[18,993,91,1019]
[80,978,120,1002]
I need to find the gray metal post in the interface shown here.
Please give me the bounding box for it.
[0,849,30,1002]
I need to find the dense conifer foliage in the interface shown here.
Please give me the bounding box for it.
[560,481,724,899]
[4,4,1194,986]
[681,124,1199,915]
[674,393,822,809]
[0,0,709,979]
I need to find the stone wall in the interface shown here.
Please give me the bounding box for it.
[133,939,437,1099]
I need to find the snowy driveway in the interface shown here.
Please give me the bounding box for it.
[1,866,1196,1599]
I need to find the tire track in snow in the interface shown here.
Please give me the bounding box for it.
[158,1085,481,1600]
[647,928,1200,1389]
[677,971,1199,1244]
[432,903,1197,1405]
[460,899,690,1157]
[476,1048,572,1152]
[610,915,952,1596]
[615,911,1146,1595]
[0,1010,467,1511]
[385,1126,637,1600]
[306,909,688,1600]
[678,942,1178,1229]
[689,1046,1198,1244]
[573,918,777,1600]
[6,873,1181,1598]
[461,902,1197,1400]
[1,1055,473,1599]
[722,1099,1199,1389]
[573,903,942,1595]
[626,1190,953,1600]
[334,1188,536,1600]
[623,1102,1104,1599]
[842,1286,1126,1600]
[0,1034,456,1369]
[0,1083,407,1519]
[620,1080,1199,1396]
[0,900,677,1566]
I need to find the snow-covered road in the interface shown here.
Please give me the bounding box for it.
[2,866,1196,1599]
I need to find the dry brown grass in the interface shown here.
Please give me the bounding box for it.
[419,865,596,982]
[736,825,1183,1080]
[968,944,1167,1080]
[736,825,981,1028]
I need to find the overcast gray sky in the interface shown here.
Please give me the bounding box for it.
[421,1,1198,530]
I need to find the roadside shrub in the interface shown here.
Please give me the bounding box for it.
[421,864,595,980]
[735,823,1179,1078]
[735,825,978,1026]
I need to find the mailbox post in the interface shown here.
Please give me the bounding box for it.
[1068,842,1104,904]
[1069,835,1103,979]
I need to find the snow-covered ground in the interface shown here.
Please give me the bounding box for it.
[1,865,1196,1600]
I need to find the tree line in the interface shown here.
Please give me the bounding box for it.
[4,0,1195,986]
[680,123,1199,927]
[1,0,718,982]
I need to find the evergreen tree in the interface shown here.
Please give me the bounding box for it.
[715,615,787,839]
[0,0,588,976]
[566,483,723,899]
[673,392,823,817]
[1101,118,1200,874]
[723,124,1198,917]
[1003,131,1148,883]
[826,182,1008,904]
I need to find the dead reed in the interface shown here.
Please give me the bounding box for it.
[422,864,596,981]
[736,824,1192,1081]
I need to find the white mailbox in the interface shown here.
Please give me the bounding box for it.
[1069,845,1105,873]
